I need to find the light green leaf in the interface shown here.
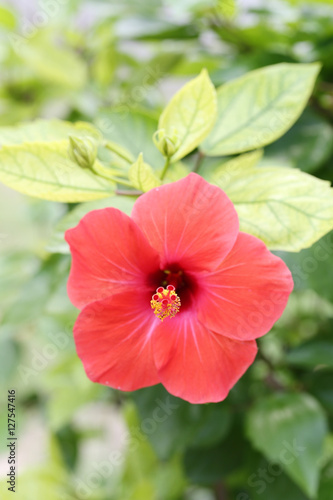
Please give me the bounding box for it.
[129,153,161,191]
[210,154,333,251]
[0,119,101,146]
[0,468,74,500]
[246,393,328,498]
[0,436,73,500]
[216,0,237,19]
[123,403,187,499]
[201,63,321,156]
[15,31,87,89]
[123,403,158,479]
[47,196,137,253]
[0,5,16,29]
[287,0,333,4]
[47,383,99,431]
[158,69,217,162]
[0,141,115,202]
[211,149,263,177]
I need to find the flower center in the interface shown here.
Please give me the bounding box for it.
[150,285,181,321]
[162,269,186,290]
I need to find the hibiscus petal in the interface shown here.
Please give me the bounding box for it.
[197,232,294,340]
[73,292,160,391]
[152,312,257,403]
[131,173,239,272]
[65,208,160,309]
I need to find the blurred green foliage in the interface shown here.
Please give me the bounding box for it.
[0,0,333,499]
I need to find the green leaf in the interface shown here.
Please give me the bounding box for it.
[47,383,100,431]
[184,417,252,485]
[47,196,137,253]
[129,153,161,191]
[122,403,187,499]
[0,468,74,500]
[318,460,333,500]
[132,385,231,460]
[216,0,237,19]
[154,458,187,500]
[307,372,333,414]
[95,109,164,168]
[190,404,231,449]
[246,393,328,498]
[15,31,87,89]
[245,466,310,500]
[287,0,333,4]
[0,436,74,500]
[265,109,333,174]
[286,342,333,369]
[209,154,333,251]
[0,119,101,146]
[0,141,115,202]
[0,338,19,382]
[0,5,16,29]
[278,232,333,302]
[158,69,217,162]
[201,63,320,156]
[1,254,70,326]
[132,385,197,460]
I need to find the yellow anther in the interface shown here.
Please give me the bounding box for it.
[150,285,181,321]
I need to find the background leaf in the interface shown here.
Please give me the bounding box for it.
[16,31,87,90]
[132,385,231,461]
[286,341,333,369]
[201,63,320,156]
[246,393,328,498]
[318,460,333,500]
[278,232,333,303]
[265,109,333,174]
[95,109,164,169]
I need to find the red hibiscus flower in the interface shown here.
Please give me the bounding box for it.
[65,174,293,404]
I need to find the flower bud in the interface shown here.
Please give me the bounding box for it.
[153,129,180,158]
[68,135,97,169]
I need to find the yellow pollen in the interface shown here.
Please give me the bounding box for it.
[150,285,181,321]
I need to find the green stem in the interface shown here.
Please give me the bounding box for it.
[92,163,133,188]
[109,165,129,175]
[116,189,143,196]
[92,162,117,179]
[104,141,134,164]
[213,481,229,500]
[193,151,205,173]
[110,177,134,188]
[160,156,171,180]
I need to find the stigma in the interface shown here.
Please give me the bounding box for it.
[150,285,181,321]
